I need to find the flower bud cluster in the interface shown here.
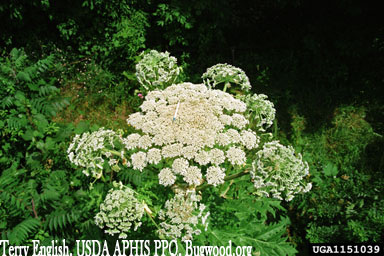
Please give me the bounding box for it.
[135,50,181,91]
[202,63,251,91]
[67,128,123,178]
[240,93,276,131]
[94,182,144,239]
[158,189,209,241]
[251,141,311,201]
[125,83,260,187]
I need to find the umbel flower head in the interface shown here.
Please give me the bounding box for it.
[240,93,276,132]
[250,141,311,201]
[94,182,145,239]
[135,50,181,91]
[67,128,123,178]
[158,189,209,241]
[202,63,251,92]
[125,82,260,187]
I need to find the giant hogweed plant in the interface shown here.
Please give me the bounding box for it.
[68,51,311,255]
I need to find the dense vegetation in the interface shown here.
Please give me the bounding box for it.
[1,0,383,255]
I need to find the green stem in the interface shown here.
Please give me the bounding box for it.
[101,148,121,157]
[144,204,160,230]
[90,174,106,187]
[148,214,160,230]
[143,203,166,239]
[223,82,230,92]
[224,169,250,181]
[273,118,278,138]
[196,169,250,192]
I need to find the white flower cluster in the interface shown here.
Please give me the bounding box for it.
[250,141,311,201]
[241,93,276,131]
[158,189,209,241]
[201,63,251,91]
[94,182,145,239]
[67,54,314,241]
[135,50,181,91]
[125,83,260,187]
[67,128,123,178]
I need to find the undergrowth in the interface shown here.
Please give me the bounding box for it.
[284,105,384,251]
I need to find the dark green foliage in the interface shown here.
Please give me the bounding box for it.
[8,218,41,245]
[194,176,297,255]
[0,49,102,245]
[0,49,69,168]
[286,106,384,245]
[0,0,149,74]
[2,51,46,151]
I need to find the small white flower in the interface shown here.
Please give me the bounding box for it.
[172,158,189,175]
[136,50,181,91]
[241,130,259,150]
[162,143,183,158]
[138,135,152,149]
[147,148,162,164]
[231,114,249,129]
[194,150,211,166]
[303,183,312,193]
[202,63,252,91]
[183,166,203,186]
[67,128,122,179]
[226,146,246,165]
[158,190,209,241]
[206,166,226,186]
[240,93,276,131]
[124,133,141,150]
[219,114,232,126]
[215,132,231,146]
[158,168,176,186]
[209,148,225,165]
[94,183,144,238]
[131,151,147,171]
[181,145,198,160]
[251,141,311,201]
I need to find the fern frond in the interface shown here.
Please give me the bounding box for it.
[0,167,27,186]
[117,168,143,186]
[79,218,95,232]
[34,55,55,75]
[9,218,41,245]
[0,191,27,216]
[46,97,70,116]
[39,85,59,97]
[1,230,11,240]
[0,63,13,76]
[16,71,32,82]
[11,49,27,69]
[6,116,28,130]
[31,95,69,117]
[45,210,80,232]
[1,96,14,108]
[0,173,16,188]
[38,189,61,205]
[31,97,46,113]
